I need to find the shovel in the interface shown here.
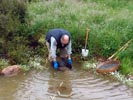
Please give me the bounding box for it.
[82,28,90,57]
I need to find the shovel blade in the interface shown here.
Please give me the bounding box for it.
[82,49,89,57]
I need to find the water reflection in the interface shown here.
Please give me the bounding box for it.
[0,72,28,100]
[48,70,72,98]
[0,63,133,100]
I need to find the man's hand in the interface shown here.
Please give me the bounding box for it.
[68,58,72,65]
[52,61,59,70]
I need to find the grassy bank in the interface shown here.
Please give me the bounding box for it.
[25,0,133,75]
[0,0,133,75]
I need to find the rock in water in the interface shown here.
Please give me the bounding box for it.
[1,65,20,77]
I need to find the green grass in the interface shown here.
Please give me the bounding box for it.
[25,0,133,75]
[120,57,133,75]
[0,0,131,74]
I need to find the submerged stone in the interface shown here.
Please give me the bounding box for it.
[1,65,20,77]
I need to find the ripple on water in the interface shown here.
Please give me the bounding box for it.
[2,68,132,100]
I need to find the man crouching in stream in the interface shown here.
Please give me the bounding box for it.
[45,28,72,70]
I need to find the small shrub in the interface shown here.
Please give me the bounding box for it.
[0,59,9,69]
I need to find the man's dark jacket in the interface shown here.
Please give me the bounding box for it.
[46,28,71,48]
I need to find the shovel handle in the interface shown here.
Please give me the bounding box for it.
[108,39,132,60]
[85,28,90,49]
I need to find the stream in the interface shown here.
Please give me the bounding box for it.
[0,62,133,100]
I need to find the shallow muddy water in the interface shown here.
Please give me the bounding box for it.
[0,62,133,100]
